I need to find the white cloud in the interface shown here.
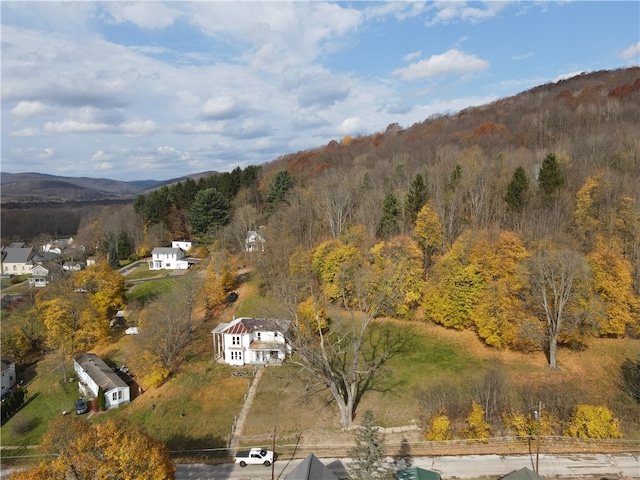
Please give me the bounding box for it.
[393,49,489,81]
[9,127,40,137]
[339,117,366,136]
[427,1,508,25]
[10,101,53,117]
[102,3,182,29]
[403,51,422,62]
[201,97,244,120]
[620,41,640,61]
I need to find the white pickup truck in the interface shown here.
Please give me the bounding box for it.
[234,448,274,467]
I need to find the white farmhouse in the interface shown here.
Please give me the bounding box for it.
[212,317,291,366]
[149,247,190,270]
[73,353,130,409]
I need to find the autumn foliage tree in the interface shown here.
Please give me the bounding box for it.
[10,416,175,479]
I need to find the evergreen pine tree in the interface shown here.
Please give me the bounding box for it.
[405,173,429,226]
[265,169,294,212]
[504,166,530,213]
[379,192,401,238]
[347,410,393,480]
[189,187,231,235]
[538,153,565,197]
[97,386,106,411]
[108,240,119,270]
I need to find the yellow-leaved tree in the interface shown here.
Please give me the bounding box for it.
[370,235,424,317]
[463,400,490,441]
[588,247,639,336]
[563,405,623,439]
[73,260,126,321]
[469,230,532,349]
[413,202,443,269]
[423,231,483,329]
[424,414,453,441]
[10,416,175,479]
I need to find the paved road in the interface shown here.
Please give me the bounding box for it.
[175,453,640,479]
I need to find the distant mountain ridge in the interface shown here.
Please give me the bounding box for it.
[0,171,219,203]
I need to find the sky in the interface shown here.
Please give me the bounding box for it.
[2,1,639,182]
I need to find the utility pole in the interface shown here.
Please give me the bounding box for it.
[534,401,542,474]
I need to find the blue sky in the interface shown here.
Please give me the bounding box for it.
[2,1,639,182]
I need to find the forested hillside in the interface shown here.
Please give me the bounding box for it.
[4,68,639,444]
[125,68,640,358]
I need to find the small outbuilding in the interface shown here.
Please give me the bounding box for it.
[284,454,339,480]
[396,467,442,480]
[499,467,544,480]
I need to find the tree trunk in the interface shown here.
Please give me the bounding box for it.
[548,334,558,369]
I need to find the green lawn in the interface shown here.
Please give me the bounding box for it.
[1,356,80,448]
[126,278,176,305]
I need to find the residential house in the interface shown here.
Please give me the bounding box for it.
[212,317,291,366]
[40,237,74,255]
[149,247,191,270]
[245,230,265,252]
[73,353,130,409]
[284,454,339,480]
[28,264,50,288]
[1,246,34,275]
[1,357,17,399]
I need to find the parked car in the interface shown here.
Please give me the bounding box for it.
[75,398,89,415]
[234,448,274,467]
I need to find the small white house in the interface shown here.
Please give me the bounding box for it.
[212,317,291,366]
[149,247,191,270]
[28,264,49,288]
[245,230,265,252]
[73,353,130,409]
[1,357,16,398]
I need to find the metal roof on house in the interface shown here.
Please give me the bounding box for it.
[1,247,33,264]
[284,454,339,480]
[151,247,182,254]
[219,317,290,335]
[74,353,128,394]
[396,467,442,480]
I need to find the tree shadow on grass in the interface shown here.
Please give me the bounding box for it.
[167,433,230,462]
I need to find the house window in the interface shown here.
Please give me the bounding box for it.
[112,392,117,401]
[231,335,241,345]
[118,391,123,400]
[231,351,242,361]
[256,332,261,341]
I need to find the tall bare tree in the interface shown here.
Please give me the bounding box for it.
[527,247,589,369]
[290,239,413,427]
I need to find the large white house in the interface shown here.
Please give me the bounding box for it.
[73,353,130,409]
[212,317,291,366]
[149,247,190,270]
[149,241,195,270]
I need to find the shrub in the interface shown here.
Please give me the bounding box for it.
[463,401,490,441]
[563,405,623,439]
[424,414,452,441]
